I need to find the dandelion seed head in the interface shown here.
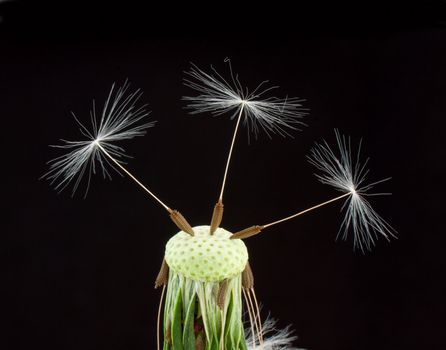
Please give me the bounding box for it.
[307,129,396,252]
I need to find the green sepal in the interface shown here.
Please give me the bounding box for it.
[182,294,196,348]
[171,289,183,350]
[224,294,235,347]
[206,334,219,350]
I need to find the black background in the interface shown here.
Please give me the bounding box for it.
[3,2,446,350]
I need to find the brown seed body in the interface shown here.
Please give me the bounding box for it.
[230,225,264,240]
[165,318,172,345]
[210,200,224,234]
[217,279,229,310]
[195,333,205,350]
[154,258,169,289]
[169,209,195,236]
[242,261,254,289]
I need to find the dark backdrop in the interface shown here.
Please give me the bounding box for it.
[3,3,446,350]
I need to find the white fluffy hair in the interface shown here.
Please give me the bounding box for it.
[245,317,304,350]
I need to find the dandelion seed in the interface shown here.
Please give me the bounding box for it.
[42,81,195,233]
[232,130,396,253]
[183,61,308,235]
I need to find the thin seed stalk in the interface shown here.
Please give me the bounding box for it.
[219,105,245,201]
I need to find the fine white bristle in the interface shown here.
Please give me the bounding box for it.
[246,317,303,350]
[183,61,307,139]
[307,129,397,252]
[41,81,155,197]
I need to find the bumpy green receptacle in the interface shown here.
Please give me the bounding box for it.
[165,226,248,282]
[163,226,249,350]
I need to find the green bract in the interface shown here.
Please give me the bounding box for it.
[165,226,248,282]
[163,272,247,350]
